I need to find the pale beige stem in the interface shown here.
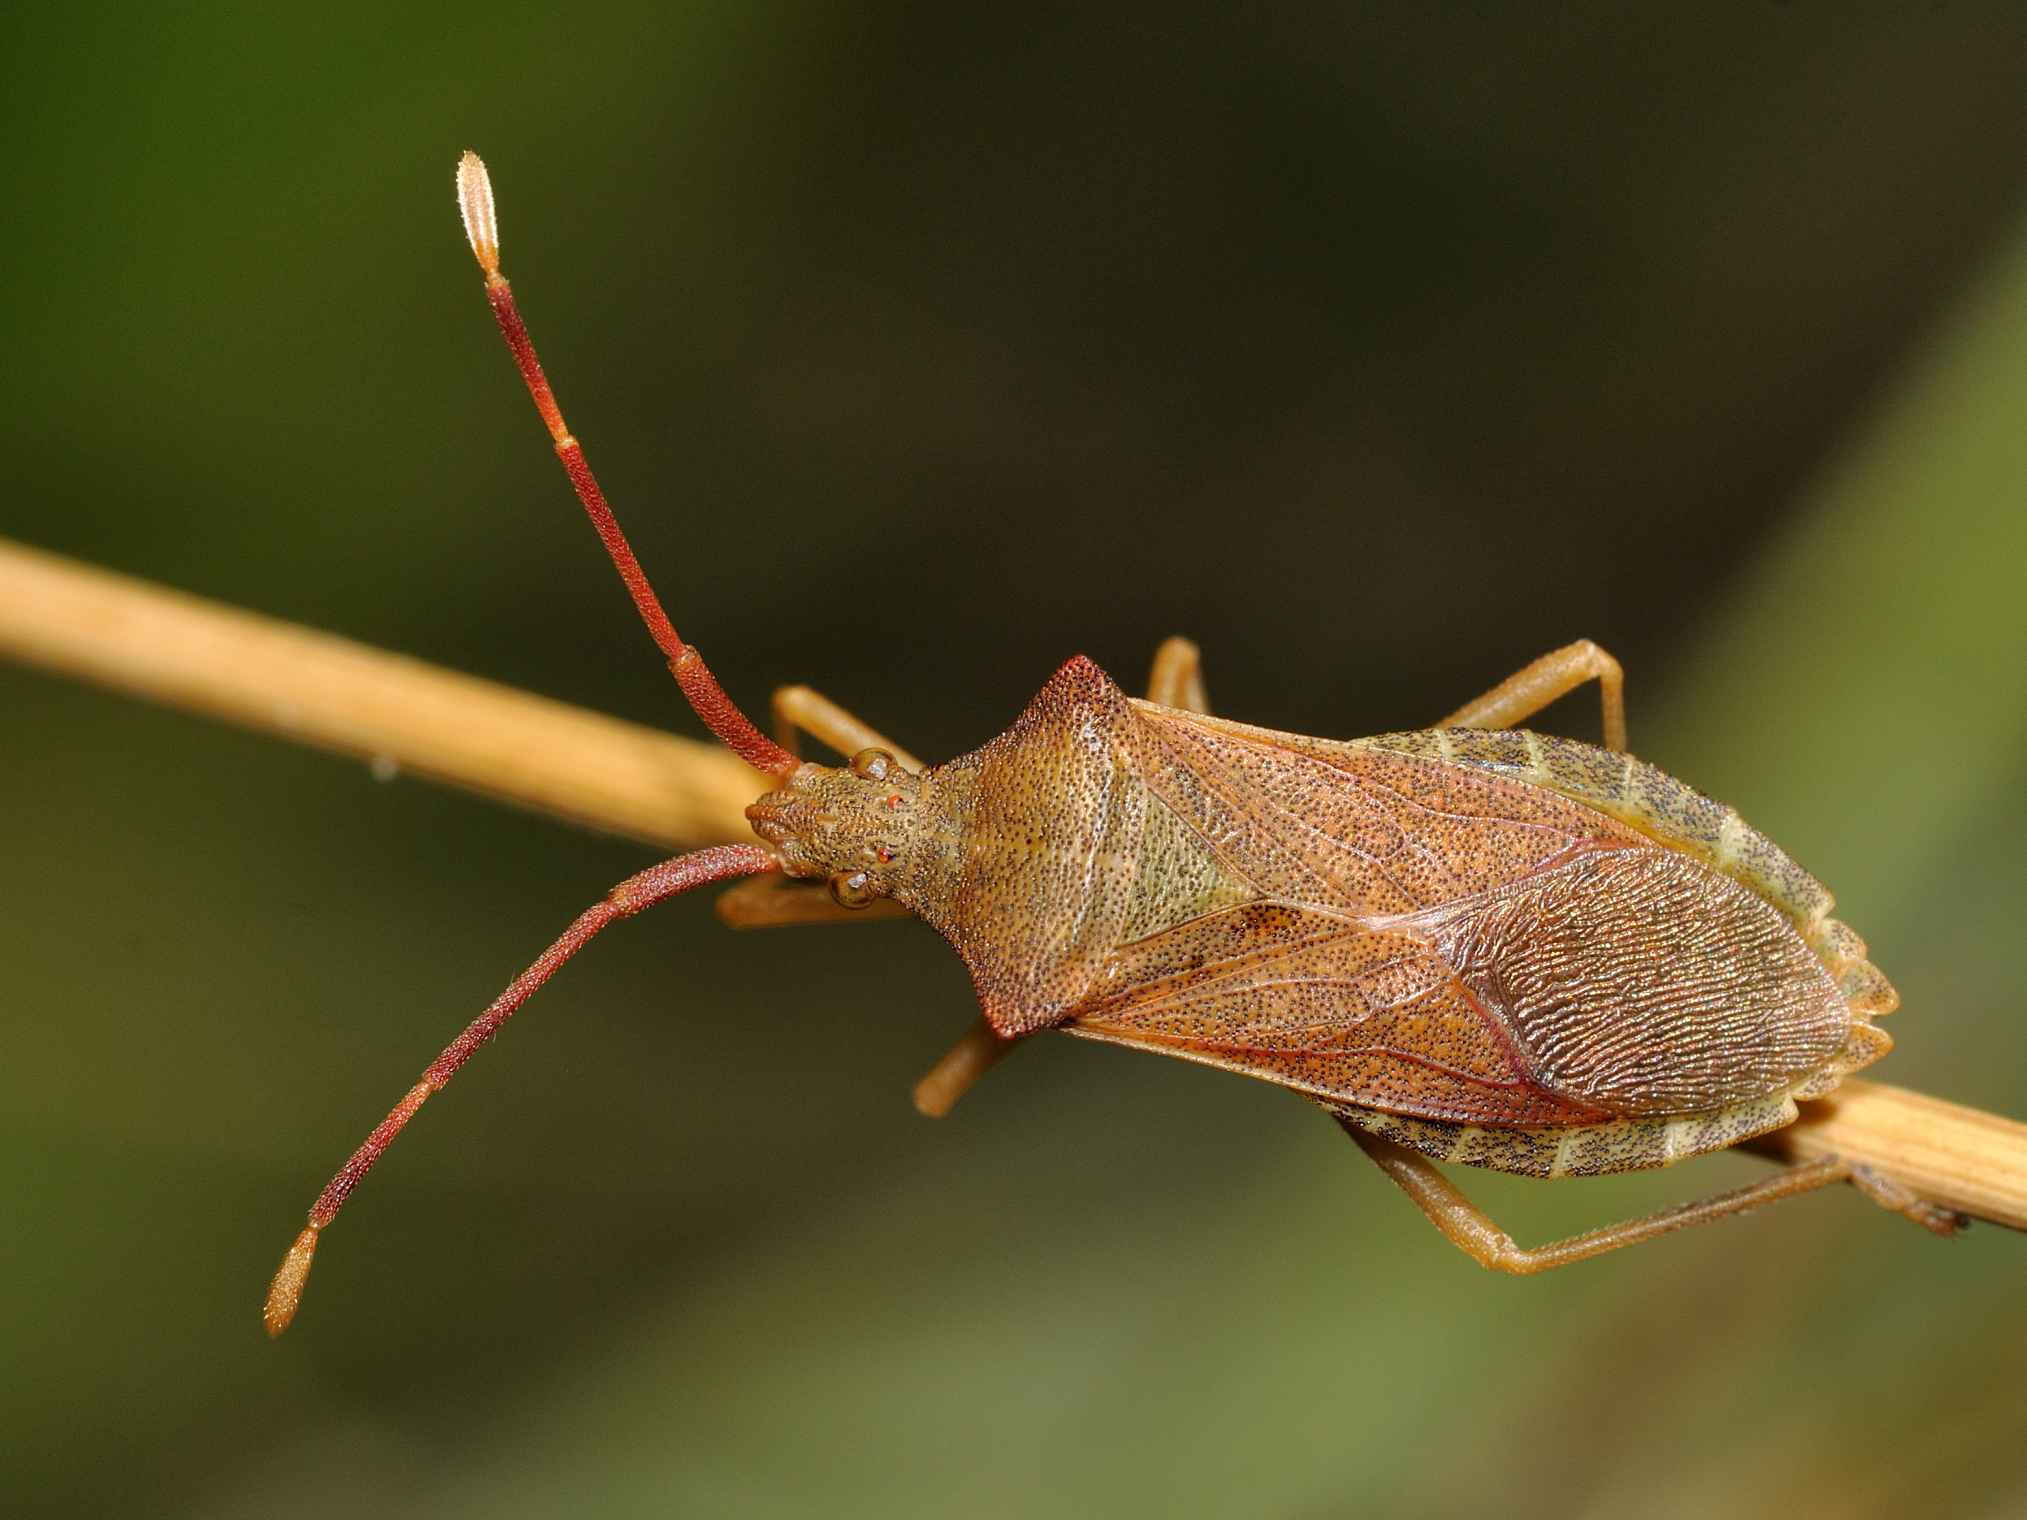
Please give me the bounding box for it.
[1745,1080,2027,1231]
[3,534,2025,1233]
[0,536,756,850]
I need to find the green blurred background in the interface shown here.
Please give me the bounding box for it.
[5,5,2027,1516]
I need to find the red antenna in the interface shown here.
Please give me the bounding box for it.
[262,153,799,1335]
[263,844,779,1336]
[454,150,796,779]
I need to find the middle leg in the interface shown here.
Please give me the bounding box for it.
[1145,635,1212,714]
[1439,638,1627,752]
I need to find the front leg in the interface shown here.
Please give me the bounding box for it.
[714,873,910,927]
[770,683,924,773]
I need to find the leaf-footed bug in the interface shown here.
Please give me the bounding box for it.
[263,152,1957,1337]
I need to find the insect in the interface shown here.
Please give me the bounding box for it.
[262,152,1958,1335]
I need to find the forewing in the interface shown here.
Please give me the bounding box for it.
[1086,708,1847,1123]
[1064,901,1600,1125]
[1129,705,1649,915]
[1420,847,1848,1116]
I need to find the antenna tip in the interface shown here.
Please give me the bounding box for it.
[455,150,501,277]
[263,1223,322,1338]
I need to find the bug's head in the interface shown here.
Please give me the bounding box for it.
[746,748,923,907]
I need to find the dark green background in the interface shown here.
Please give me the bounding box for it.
[5,6,2027,1516]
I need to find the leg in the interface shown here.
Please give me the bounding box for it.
[912,1018,1016,1117]
[1439,639,1627,753]
[770,684,925,774]
[1349,1129,1856,1274]
[1145,635,1211,714]
[1848,1163,1966,1237]
[715,872,910,928]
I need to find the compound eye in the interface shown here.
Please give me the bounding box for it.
[828,869,878,909]
[849,747,893,782]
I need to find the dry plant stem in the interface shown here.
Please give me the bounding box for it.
[4,533,2026,1234]
[0,537,756,850]
[1745,1082,2027,1230]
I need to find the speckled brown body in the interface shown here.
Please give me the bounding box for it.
[753,655,1895,1179]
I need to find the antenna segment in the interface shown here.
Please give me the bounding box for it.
[454,151,796,778]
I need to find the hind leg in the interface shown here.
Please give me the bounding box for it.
[1440,639,1626,753]
[1348,1129,1859,1273]
[1848,1163,1966,1237]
